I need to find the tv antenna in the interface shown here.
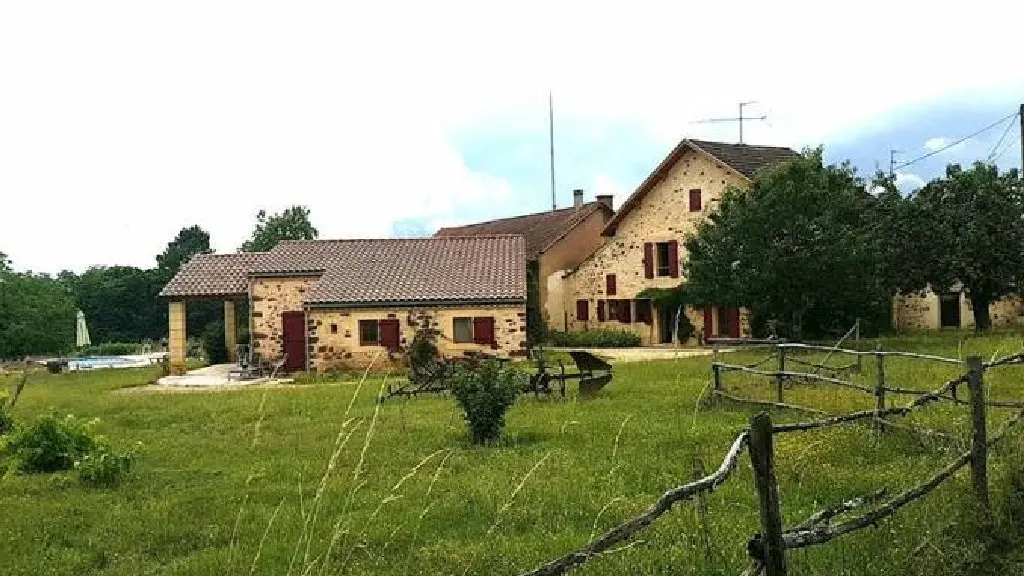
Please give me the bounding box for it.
[692,101,767,144]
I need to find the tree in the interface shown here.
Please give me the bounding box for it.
[684,150,891,340]
[0,263,77,359]
[0,251,9,272]
[156,225,211,282]
[69,266,165,343]
[899,163,1024,331]
[239,206,318,252]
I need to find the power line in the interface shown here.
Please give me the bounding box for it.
[992,135,1021,163]
[987,112,1019,161]
[894,111,1018,171]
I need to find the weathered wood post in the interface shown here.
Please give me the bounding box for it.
[874,343,886,432]
[712,345,722,392]
[776,345,786,403]
[749,412,787,575]
[966,355,989,510]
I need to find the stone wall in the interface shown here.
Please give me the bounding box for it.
[538,207,610,331]
[564,148,751,344]
[894,289,1024,330]
[307,304,527,372]
[250,276,319,362]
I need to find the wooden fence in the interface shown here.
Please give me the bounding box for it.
[517,344,1024,576]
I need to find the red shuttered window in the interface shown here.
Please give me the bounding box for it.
[689,189,702,212]
[643,243,654,278]
[576,299,589,322]
[472,317,495,346]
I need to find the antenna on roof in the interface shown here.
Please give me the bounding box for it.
[691,101,767,144]
[549,90,556,210]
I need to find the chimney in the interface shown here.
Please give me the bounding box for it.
[573,189,584,209]
[596,194,613,210]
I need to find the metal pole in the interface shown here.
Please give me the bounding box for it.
[549,91,556,210]
[1019,103,1023,178]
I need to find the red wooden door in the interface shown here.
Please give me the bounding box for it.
[729,307,741,338]
[282,312,306,372]
[703,307,713,340]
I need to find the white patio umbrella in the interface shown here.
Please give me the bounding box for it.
[76,310,91,348]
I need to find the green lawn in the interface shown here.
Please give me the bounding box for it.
[3,332,1024,575]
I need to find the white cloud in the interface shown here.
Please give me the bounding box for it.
[923,137,969,155]
[1,0,1022,271]
[591,173,628,204]
[895,172,926,192]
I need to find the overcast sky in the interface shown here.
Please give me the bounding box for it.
[2,1,1022,273]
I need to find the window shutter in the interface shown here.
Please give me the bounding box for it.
[730,308,741,338]
[689,189,702,212]
[575,299,589,322]
[379,319,401,350]
[703,307,713,340]
[643,243,654,278]
[618,300,632,323]
[606,274,617,296]
[473,317,495,345]
[668,241,679,278]
[597,300,606,322]
[636,300,652,324]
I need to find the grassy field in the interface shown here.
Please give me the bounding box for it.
[3,332,1024,575]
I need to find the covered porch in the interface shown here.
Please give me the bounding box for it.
[158,252,268,376]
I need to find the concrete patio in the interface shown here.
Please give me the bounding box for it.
[156,363,290,387]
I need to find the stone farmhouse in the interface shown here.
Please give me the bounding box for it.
[435,192,614,332]
[159,236,527,375]
[559,139,800,345]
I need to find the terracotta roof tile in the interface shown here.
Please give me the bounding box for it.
[435,201,611,259]
[159,253,268,298]
[258,236,526,305]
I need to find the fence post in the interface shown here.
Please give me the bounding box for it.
[749,412,787,576]
[712,345,722,392]
[776,345,786,403]
[966,355,989,510]
[874,343,886,432]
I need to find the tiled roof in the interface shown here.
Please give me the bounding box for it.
[159,253,268,298]
[688,140,801,179]
[603,139,800,235]
[435,201,611,259]
[263,236,526,305]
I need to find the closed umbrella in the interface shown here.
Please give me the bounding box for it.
[76,310,91,348]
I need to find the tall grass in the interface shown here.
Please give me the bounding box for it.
[1,332,1024,574]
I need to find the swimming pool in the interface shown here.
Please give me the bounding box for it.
[69,356,142,370]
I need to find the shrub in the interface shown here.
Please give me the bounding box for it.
[0,406,12,436]
[546,329,642,348]
[407,327,443,388]
[201,322,229,365]
[76,343,141,357]
[449,360,525,444]
[7,413,99,472]
[75,443,138,488]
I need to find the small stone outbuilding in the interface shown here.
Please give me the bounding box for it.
[160,235,527,374]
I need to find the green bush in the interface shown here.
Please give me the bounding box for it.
[407,327,443,388]
[201,322,229,365]
[449,361,525,444]
[546,329,642,348]
[7,413,99,473]
[0,406,12,436]
[75,443,138,488]
[76,343,141,357]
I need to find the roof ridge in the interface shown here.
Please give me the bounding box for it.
[435,201,603,232]
[686,138,798,151]
[276,235,525,245]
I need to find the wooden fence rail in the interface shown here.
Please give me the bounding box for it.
[520,348,1024,576]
